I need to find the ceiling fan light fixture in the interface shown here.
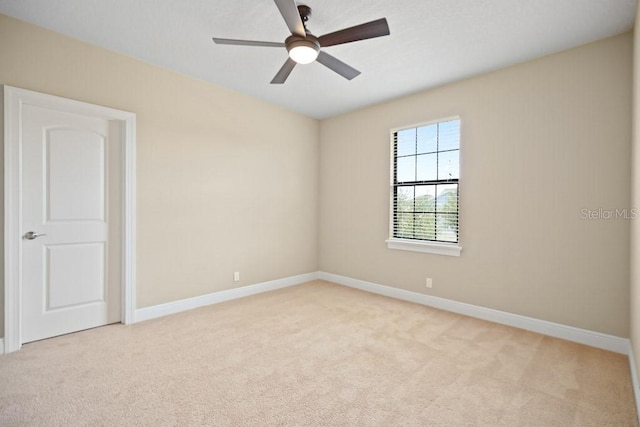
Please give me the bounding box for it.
[287,38,320,64]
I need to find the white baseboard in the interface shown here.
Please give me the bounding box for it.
[132,269,628,355]
[0,338,4,355]
[318,272,630,354]
[630,348,640,420]
[135,272,319,323]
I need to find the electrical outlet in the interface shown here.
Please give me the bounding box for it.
[426,277,433,288]
[233,272,240,282]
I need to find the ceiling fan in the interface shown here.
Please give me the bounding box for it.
[212,0,390,84]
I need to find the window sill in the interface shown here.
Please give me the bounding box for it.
[386,238,462,257]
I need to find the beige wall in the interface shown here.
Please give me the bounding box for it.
[0,13,319,331]
[631,6,640,378]
[0,13,634,341]
[319,33,633,337]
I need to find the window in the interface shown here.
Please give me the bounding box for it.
[387,118,461,256]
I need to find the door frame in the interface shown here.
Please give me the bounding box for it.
[3,86,136,353]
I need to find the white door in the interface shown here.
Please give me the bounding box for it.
[20,104,121,343]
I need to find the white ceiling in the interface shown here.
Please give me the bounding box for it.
[0,0,636,119]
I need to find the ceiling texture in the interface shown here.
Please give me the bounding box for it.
[0,0,636,119]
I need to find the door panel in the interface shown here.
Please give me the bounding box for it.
[47,129,106,222]
[46,243,106,310]
[21,104,120,344]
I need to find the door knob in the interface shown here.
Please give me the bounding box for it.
[23,231,46,240]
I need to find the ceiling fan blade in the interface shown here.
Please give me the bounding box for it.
[274,0,306,37]
[271,58,297,84]
[212,37,285,48]
[318,18,390,47]
[316,51,361,80]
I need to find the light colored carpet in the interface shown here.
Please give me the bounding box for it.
[0,280,637,426]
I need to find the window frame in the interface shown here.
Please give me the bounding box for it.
[386,116,462,257]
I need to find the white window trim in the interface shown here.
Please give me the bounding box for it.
[387,116,462,257]
[386,238,462,257]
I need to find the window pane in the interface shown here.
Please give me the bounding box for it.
[396,129,416,157]
[416,154,437,181]
[439,120,460,151]
[438,150,459,180]
[436,213,458,242]
[396,186,414,212]
[415,185,435,212]
[415,213,436,240]
[395,213,414,239]
[417,124,437,154]
[437,184,458,213]
[397,156,415,182]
